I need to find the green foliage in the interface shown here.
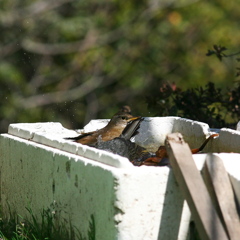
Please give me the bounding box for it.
[87,215,95,240]
[0,206,95,240]
[206,45,228,61]
[206,44,240,77]
[0,0,240,131]
[146,81,240,128]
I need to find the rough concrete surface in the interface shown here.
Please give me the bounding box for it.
[1,117,240,240]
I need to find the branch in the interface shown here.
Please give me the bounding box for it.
[16,73,120,109]
[21,29,99,55]
[0,42,21,58]
[21,26,126,55]
[17,76,104,108]
[0,0,74,26]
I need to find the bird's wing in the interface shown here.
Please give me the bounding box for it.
[121,117,144,140]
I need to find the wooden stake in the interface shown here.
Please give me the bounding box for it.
[165,133,228,240]
[205,154,240,240]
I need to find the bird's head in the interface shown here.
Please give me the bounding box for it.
[109,114,141,128]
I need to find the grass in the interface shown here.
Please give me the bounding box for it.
[0,205,95,240]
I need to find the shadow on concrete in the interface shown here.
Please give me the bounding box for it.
[157,170,187,240]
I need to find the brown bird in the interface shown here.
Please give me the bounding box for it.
[95,117,147,160]
[65,112,141,145]
[117,105,132,115]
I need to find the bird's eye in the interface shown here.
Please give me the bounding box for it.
[121,116,127,120]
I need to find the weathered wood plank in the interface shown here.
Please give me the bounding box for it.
[165,133,228,240]
[205,154,240,240]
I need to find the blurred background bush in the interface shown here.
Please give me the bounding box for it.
[0,0,239,132]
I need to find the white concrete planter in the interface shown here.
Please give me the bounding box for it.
[0,117,240,240]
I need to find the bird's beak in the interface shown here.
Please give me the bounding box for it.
[127,116,142,122]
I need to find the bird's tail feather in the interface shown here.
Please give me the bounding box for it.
[64,132,93,141]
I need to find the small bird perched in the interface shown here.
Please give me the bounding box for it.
[94,117,168,166]
[65,112,141,145]
[95,117,149,160]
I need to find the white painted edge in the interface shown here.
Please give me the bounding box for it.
[8,122,133,169]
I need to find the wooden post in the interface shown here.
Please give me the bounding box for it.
[165,133,228,240]
[204,154,240,240]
